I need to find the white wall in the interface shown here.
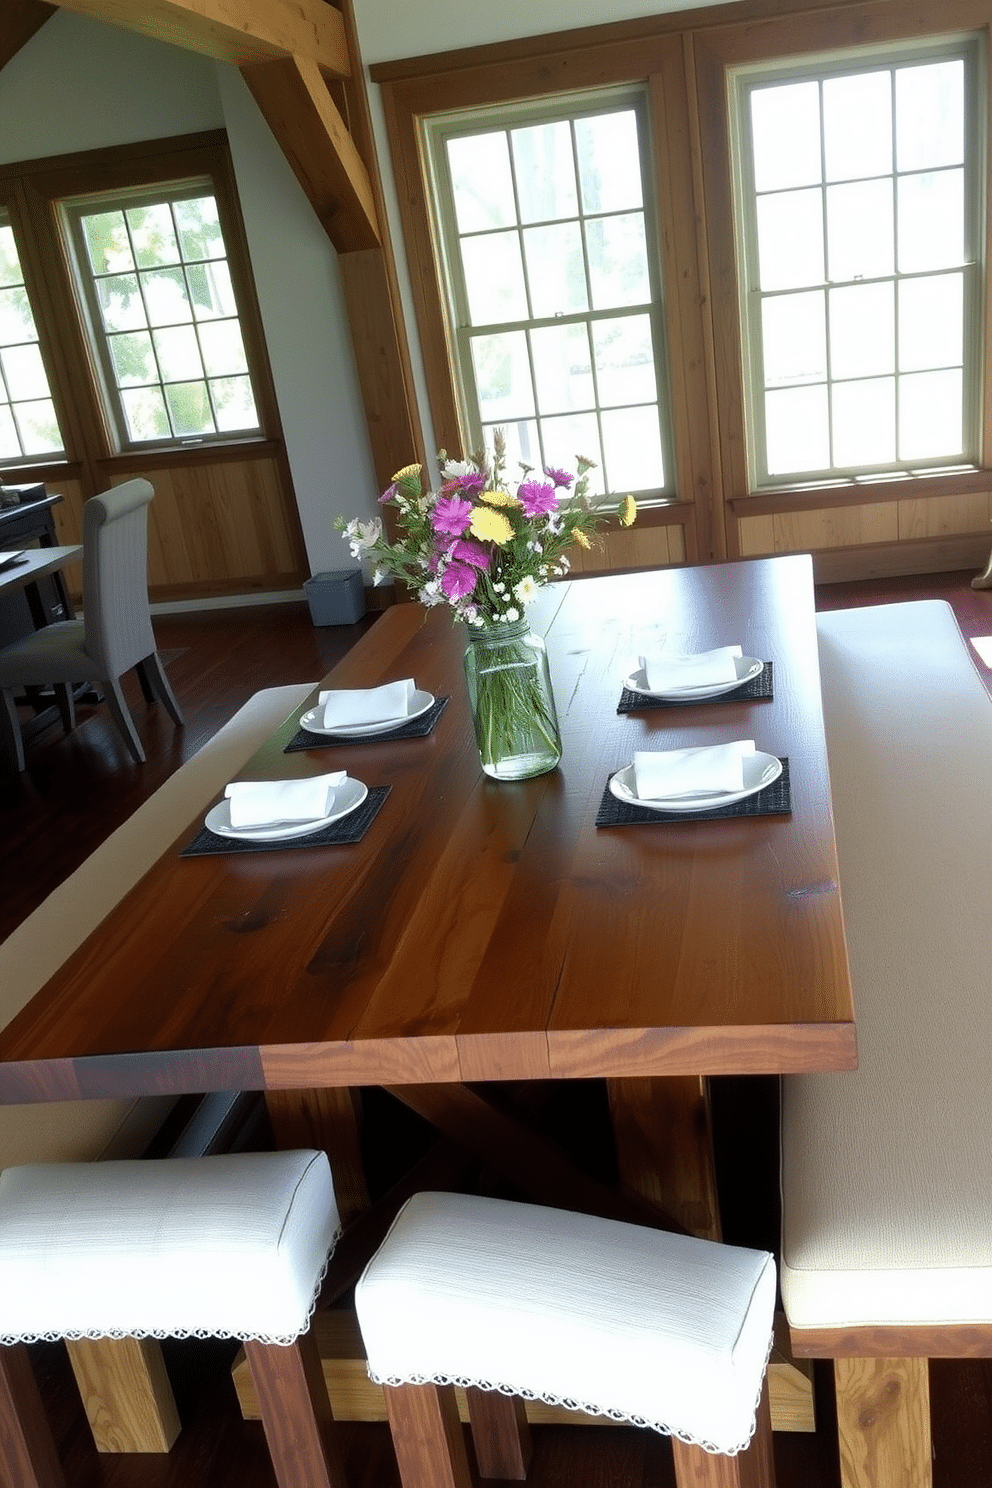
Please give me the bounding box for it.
[0,10,380,577]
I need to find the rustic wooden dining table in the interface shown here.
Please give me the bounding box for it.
[0,552,855,1243]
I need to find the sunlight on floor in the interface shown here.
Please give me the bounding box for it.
[971,636,992,668]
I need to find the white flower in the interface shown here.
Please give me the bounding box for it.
[493,581,506,594]
[343,517,382,558]
[514,575,540,605]
[441,458,475,479]
[505,606,520,622]
[558,555,570,573]
[418,579,443,607]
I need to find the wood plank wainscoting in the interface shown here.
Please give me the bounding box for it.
[0,569,990,1488]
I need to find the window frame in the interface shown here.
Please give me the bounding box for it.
[0,204,68,466]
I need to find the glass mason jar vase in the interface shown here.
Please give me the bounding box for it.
[463,618,562,780]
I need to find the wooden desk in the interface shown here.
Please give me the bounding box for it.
[0,555,855,1237]
[0,545,82,613]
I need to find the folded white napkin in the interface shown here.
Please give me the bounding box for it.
[319,678,416,729]
[632,740,755,801]
[224,771,347,828]
[639,645,742,693]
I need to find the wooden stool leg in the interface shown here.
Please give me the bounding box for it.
[466,1386,532,1479]
[244,1331,346,1488]
[383,1381,472,1488]
[833,1357,931,1488]
[66,1337,180,1452]
[0,1343,67,1488]
[671,1379,776,1488]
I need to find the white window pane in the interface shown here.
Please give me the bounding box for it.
[531,323,592,414]
[126,203,179,269]
[198,320,248,378]
[765,384,830,474]
[750,82,821,192]
[540,412,604,493]
[188,261,236,321]
[0,285,38,344]
[826,179,894,281]
[0,405,19,458]
[831,377,895,466]
[140,267,193,327]
[898,170,963,272]
[108,330,157,387]
[898,368,963,459]
[97,274,146,332]
[575,111,643,213]
[165,380,214,436]
[483,420,540,474]
[211,375,258,431]
[0,227,22,289]
[592,315,657,405]
[761,291,826,386]
[512,121,577,223]
[448,134,516,233]
[0,342,50,400]
[152,325,201,382]
[823,71,892,182]
[470,331,534,422]
[899,274,963,371]
[461,232,528,325]
[82,210,133,274]
[585,214,649,309]
[896,61,963,172]
[12,399,63,456]
[121,385,169,441]
[602,405,664,491]
[173,196,224,262]
[523,222,588,317]
[756,189,824,290]
[829,282,894,380]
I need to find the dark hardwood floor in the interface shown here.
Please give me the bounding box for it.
[3,569,992,1487]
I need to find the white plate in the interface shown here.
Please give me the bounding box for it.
[623,656,763,701]
[609,752,782,814]
[205,777,369,841]
[299,690,435,737]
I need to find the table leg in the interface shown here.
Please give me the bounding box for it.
[607,1076,721,1240]
[265,1088,370,1224]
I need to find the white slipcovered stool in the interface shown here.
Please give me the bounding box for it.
[355,1192,777,1488]
[0,1149,345,1488]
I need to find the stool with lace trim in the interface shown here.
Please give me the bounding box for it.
[0,1149,345,1488]
[354,1191,777,1488]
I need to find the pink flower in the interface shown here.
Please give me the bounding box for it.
[440,561,477,599]
[543,466,574,490]
[517,478,559,517]
[445,470,485,497]
[452,538,491,570]
[432,494,473,536]
[379,482,398,503]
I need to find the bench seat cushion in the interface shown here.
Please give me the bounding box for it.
[781,601,992,1332]
[356,1191,776,1455]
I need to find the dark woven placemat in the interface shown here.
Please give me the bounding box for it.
[595,758,791,826]
[284,696,450,752]
[180,785,391,856]
[618,662,773,713]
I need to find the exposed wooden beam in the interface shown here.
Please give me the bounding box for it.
[50,0,349,77]
[0,0,57,71]
[241,53,378,251]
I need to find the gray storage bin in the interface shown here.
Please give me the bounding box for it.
[304,569,366,626]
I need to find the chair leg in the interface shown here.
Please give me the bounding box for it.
[0,687,26,771]
[65,1337,180,1453]
[137,652,184,727]
[53,685,75,737]
[0,1343,67,1488]
[671,1379,775,1488]
[833,1356,931,1488]
[466,1386,531,1479]
[383,1382,472,1488]
[102,676,145,764]
[244,1332,346,1488]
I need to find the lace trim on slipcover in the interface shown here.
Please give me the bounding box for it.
[368,1325,776,1459]
[0,1227,340,1350]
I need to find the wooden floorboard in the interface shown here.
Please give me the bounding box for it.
[2,573,991,1487]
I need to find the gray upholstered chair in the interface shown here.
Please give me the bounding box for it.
[0,479,182,770]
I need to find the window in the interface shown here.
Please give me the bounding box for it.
[62,182,261,450]
[423,92,674,498]
[732,38,982,487]
[0,212,66,464]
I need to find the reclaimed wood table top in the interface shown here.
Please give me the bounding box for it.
[0,554,856,1104]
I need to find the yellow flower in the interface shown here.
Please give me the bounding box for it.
[469,506,514,546]
[619,495,637,528]
[481,488,520,507]
[571,527,592,550]
[391,462,422,483]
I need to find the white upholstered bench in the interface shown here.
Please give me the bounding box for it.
[0,682,313,1452]
[781,600,992,1488]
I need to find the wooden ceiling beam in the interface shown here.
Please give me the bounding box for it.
[0,0,57,71]
[241,53,379,252]
[49,0,350,77]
